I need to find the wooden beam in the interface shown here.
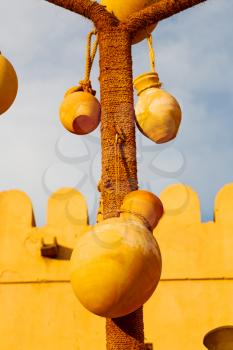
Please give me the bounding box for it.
[44,0,118,29]
[124,0,208,37]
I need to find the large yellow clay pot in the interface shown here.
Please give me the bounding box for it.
[0,53,18,115]
[134,72,182,143]
[59,86,101,135]
[100,0,157,44]
[120,189,163,230]
[70,217,161,318]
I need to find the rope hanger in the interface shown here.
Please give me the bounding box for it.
[147,34,156,73]
[79,29,99,94]
[146,33,162,88]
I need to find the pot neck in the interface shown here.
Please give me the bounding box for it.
[133,72,162,96]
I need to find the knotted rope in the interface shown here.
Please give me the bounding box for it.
[79,29,98,94]
[114,133,127,212]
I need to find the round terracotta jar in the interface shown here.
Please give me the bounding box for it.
[120,189,163,230]
[0,53,18,115]
[134,72,182,144]
[59,87,101,135]
[70,217,161,318]
[100,0,158,44]
[204,326,233,350]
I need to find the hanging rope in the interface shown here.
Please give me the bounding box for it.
[79,29,98,94]
[114,133,121,211]
[146,33,162,89]
[147,34,156,73]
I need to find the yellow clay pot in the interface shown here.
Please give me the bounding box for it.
[0,53,18,115]
[100,0,157,44]
[134,72,182,143]
[70,217,161,318]
[59,87,101,135]
[120,189,163,230]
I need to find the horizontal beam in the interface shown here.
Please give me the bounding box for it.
[124,0,208,36]
[44,0,118,29]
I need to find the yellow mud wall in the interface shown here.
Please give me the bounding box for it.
[0,184,233,350]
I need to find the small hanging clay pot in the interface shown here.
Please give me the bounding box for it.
[134,72,182,144]
[0,52,18,115]
[100,0,157,44]
[59,86,101,135]
[70,216,161,318]
[120,189,163,230]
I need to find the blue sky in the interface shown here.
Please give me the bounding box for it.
[0,0,232,225]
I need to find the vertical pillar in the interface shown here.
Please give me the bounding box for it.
[98,27,144,349]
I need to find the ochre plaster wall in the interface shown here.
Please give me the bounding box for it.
[0,184,232,349]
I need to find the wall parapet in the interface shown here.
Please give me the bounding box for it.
[0,184,233,284]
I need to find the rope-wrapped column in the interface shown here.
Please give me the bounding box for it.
[99,27,138,217]
[106,307,144,349]
[98,27,144,349]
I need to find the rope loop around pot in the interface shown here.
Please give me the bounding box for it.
[118,208,153,232]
